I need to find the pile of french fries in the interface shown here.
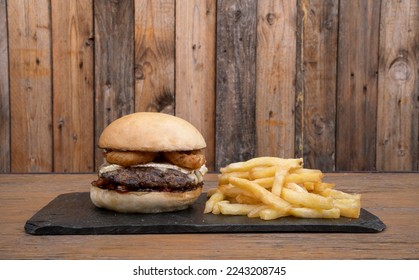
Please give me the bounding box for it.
[204,157,361,220]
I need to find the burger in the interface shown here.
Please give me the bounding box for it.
[90,112,207,213]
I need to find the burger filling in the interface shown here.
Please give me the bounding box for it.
[91,163,207,193]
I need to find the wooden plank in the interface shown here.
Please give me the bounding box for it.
[8,0,52,172]
[51,0,94,172]
[336,0,380,171]
[297,0,338,171]
[134,0,174,114]
[94,0,135,168]
[0,0,10,173]
[175,0,216,171]
[216,0,257,170]
[376,0,419,171]
[256,0,297,159]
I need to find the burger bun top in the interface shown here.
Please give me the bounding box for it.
[98,112,206,152]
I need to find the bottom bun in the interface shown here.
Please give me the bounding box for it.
[90,185,202,213]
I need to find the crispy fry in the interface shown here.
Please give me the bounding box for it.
[252,177,274,188]
[205,156,361,220]
[285,173,323,184]
[281,188,334,209]
[289,208,340,219]
[217,201,264,216]
[218,171,249,185]
[204,190,225,214]
[220,157,303,173]
[333,198,361,218]
[229,177,291,212]
[271,167,288,196]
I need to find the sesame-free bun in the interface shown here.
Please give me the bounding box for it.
[90,185,202,213]
[98,112,206,152]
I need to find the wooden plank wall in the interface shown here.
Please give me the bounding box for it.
[0,0,418,173]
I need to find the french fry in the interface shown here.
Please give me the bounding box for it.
[281,187,334,209]
[259,207,289,220]
[302,182,315,192]
[217,201,264,216]
[249,166,277,180]
[207,187,218,197]
[252,177,274,188]
[313,182,335,193]
[247,205,269,218]
[333,198,361,218]
[285,172,323,184]
[289,207,340,219]
[218,184,253,198]
[205,156,361,220]
[218,171,249,185]
[229,177,291,212]
[220,157,303,173]
[204,190,225,214]
[271,167,289,196]
[290,167,322,174]
[320,188,361,200]
[285,182,308,193]
[235,194,260,204]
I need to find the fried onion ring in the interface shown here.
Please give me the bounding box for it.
[105,150,157,166]
[164,150,206,170]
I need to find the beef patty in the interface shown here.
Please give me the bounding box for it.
[91,166,201,193]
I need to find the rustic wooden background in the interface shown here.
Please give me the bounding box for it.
[0,0,418,173]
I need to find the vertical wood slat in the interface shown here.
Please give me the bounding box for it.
[8,0,52,172]
[216,0,257,170]
[176,0,216,171]
[256,0,297,159]
[336,0,380,171]
[134,0,175,114]
[297,0,338,171]
[94,0,135,168]
[52,0,94,172]
[376,0,419,171]
[0,0,10,173]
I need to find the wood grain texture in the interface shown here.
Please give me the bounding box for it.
[52,0,94,172]
[175,0,216,171]
[134,0,174,114]
[94,0,135,167]
[297,0,338,171]
[8,0,52,172]
[216,0,257,170]
[376,0,419,171]
[1,172,419,259]
[0,0,10,173]
[336,0,380,171]
[256,0,297,160]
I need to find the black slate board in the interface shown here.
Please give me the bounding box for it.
[25,192,386,235]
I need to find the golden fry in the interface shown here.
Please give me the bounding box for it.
[229,177,291,211]
[252,177,274,188]
[217,201,264,216]
[285,173,323,184]
[204,190,225,214]
[281,188,334,209]
[289,207,340,219]
[333,198,361,218]
[271,167,289,196]
[220,157,303,173]
[259,207,289,220]
[205,156,361,220]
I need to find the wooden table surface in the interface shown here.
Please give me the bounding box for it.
[0,172,418,259]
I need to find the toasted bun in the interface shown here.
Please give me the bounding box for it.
[90,185,202,213]
[99,112,206,152]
